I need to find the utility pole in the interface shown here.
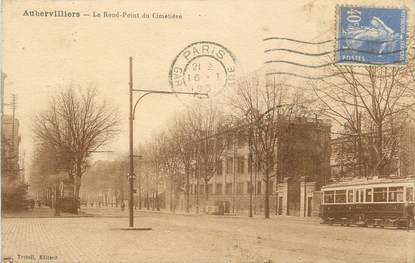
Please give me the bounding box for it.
[248,126,253,218]
[11,94,17,177]
[128,57,135,227]
[126,57,207,228]
[138,158,142,210]
[1,72,6,117]
[232,132,236,214]
[196,143,199,214]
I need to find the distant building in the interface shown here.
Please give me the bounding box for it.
[398,121,415,177]
[331,121,415,180]
[1,114,26,210]
[1,115,21,180]
[174,116,331,217]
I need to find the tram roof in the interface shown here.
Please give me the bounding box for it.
[322,176,415,190]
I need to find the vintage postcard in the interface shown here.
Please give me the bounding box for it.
[1,0,415,262]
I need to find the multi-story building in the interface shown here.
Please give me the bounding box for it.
[398,121,415,177]
[178,116,331,217]
[1,114,25,210]
[1,115,21,179]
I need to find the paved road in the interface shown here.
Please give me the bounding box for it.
[2,208,414,263]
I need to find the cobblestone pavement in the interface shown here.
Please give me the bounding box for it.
[2,208,415,263]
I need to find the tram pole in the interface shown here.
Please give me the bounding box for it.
[127,56,208,228]
[129,57,135,227]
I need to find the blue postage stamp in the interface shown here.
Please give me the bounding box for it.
[336,6,407,65]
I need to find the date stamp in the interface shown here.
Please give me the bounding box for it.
[336,6,407,65]
[169,41,236,98]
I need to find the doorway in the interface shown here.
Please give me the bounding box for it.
[307,197,312,217]
[278,196,283,215]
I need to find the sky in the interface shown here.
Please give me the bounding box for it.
[1,0,413,174]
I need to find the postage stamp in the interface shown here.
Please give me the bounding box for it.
[169,41,236,98]
[336,6,407,65]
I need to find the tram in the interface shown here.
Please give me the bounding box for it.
[320,177,415,228]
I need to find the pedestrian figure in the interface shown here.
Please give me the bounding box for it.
[30,199,35,209]
[121,201,125,211]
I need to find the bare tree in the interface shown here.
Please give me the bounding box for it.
[232,72,316,218]
[313,62,415,177]
[33,87,119,212]
[186,103,227,202]
[156,132,182,212]
[167,114,195,212]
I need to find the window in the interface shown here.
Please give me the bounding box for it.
[388,187,403,202]
[356,189,364,203]
[335,190,346,203]
[237,130,246,147]
[226,158,233,174]
[215,183,222,195]
[257,181,262,194]
[248,154,253,173]
[365,189,372,202]
[246,181,253,193]
[347,190,354,203]
[324,191,334,204]
[374,187,387,202]
[237,157,244,174]
[407,187,414,202]
[216,137,224,150]
[216,160,223,176]
[237,183,244,194]
[225,183,232,194]
[269,180,274,194]
[226,134,233,150]
[207,184,213,195]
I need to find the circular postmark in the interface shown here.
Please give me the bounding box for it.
[169,41,236,99]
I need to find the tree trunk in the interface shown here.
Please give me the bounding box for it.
[205,180,209,201]
[146,193,149,210]
[185,168,190,213]
[376,121,383,176]
[73,175,81,214]
[170,175,173,212]
[264,159,270,219]
[156,190,160,211]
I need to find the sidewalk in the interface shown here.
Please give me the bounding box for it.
[138,208,322,223]
[2,207,93,218]
[83,206,322,224]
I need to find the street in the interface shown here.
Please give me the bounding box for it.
[2,208,415,263]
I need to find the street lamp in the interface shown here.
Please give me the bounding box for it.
[128,57,208,228]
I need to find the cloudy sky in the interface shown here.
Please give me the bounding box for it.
[2,0,412,170]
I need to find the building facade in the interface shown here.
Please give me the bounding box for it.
[178,116,331,217]
[1,114,26,210]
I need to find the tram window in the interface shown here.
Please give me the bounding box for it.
[335,190,346,203]
[324,191,334,203]
[355,189,364,203]
[407,187,414,202]
[347,190,353,203]
[373,187,387,202]
[365,189,372,202]
[388,187,403,202]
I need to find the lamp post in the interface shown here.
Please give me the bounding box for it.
[128,57,208,228]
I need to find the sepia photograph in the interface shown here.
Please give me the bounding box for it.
[1,0,414,262]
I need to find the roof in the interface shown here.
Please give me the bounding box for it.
[322,176,415,189]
